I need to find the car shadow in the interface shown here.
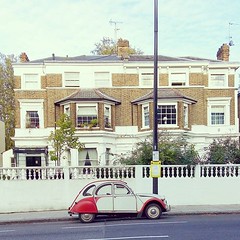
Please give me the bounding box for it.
[69,213,170,224]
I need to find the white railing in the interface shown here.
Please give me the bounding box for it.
[0,167,65,180]
[69,166,135,179]
[200,164,240,178]
[1,164,240,181]
[142,165,196,178]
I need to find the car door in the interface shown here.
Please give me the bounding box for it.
[95,183,114,212]
[113,183,137,213]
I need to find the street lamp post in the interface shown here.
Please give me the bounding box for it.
[152,0,159,194]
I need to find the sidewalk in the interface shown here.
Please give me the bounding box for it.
[0,205,240,225]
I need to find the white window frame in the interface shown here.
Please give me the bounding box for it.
[64,104,70,116]
[19,99,44,129]
[157,102,178,127]
[140,72,154,87]
[104,104,112,128]
[169,69,189,86]
[207,98,231,126]
[142,104,150,128]
[183,104,189,128]
[94,72,110,87]
[76,103,98,127]
[64,72,80,87]
[208,70,228,88]
[22,74,40,90]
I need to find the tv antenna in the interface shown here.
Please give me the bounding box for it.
[109,19,123,43]
[229,22,239,46]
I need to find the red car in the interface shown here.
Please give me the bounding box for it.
[68,180,170,223]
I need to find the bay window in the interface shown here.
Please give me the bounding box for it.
[104,105,111,128]
[142,104,150,128]
[157,104,177,125]
[76,104,97,127]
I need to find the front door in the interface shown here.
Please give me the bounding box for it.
[26,156,41,179]
[113,183,137,212]
[26,156,41,167]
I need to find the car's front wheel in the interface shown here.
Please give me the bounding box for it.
[79,213,96,223]
[145,203,162,219]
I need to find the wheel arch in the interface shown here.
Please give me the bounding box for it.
[140,200,165,217]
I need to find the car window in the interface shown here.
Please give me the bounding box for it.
[95,184,112,196]
[114,184,130,195]
[83,184,96,196]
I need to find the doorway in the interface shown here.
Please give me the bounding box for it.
[26,156,41,179]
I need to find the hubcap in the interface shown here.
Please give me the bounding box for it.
[82,214,93,221]
[148,207,159,218]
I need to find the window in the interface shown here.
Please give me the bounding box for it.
[64,72,80,87]
[83,185,96,196]
[96,184,112,196]
[26,111,39,128]
[170,73,186,86]
[142,105,150,128]
[23,74,39,89]
[211,106,225,125]
[78,148,98,166]
[183,104,188,128]
[104,105,111,128]
[210,74,226,87]
[64,105,70,116]
[114,184,130,195]
[19,100,44,129]
[94,72,110,87]
[157,104,177,125]
[207,98,231,126]
[141,73,154,87]
[76,104,97,127]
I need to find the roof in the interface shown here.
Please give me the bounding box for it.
[27,54,221,64]
[55,88,121,105]
[131,88,197,104]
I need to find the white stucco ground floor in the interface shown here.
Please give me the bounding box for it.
[3,124,239,167]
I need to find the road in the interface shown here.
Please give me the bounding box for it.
[0,214,239,240]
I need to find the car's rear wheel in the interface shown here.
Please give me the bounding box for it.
[145,203,162,219]
[79,213,96,223]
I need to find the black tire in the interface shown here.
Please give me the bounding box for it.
[79,213,96,223]
[145,203,162,219]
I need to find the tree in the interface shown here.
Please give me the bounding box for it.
[49,114,84,166]
[203,137,240,164]
[91,37,143,55]
[0,54,15,150]
[118,132,199,165]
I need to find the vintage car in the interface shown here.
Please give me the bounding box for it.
[68,180,170,223]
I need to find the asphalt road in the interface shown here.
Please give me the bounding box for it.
[0,214,239,240]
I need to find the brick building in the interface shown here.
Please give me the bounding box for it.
[11,41,240,167]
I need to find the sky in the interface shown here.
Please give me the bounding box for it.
[1,0,240,61]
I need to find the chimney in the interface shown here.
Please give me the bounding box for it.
[117,38,130,60]
[52,53,55,60]
[217,43,230,61]
[19,52,29,62]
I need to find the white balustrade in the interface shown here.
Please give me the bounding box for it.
[1,164,240,181]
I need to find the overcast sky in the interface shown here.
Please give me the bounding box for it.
[1,0,240,61]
